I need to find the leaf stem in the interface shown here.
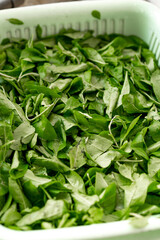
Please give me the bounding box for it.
[26,98,59,122]
[40,186,52,200]
[18,72,39,82]
[129,213,143,218]
[108,115,119,148]
[114,159,143,163]
[0,72,16,80]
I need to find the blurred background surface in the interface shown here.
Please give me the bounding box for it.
[0,0,159,8]
[21,0,160,7]
[22,0,70,5]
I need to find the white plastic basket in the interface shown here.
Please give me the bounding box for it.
[1,0,160,239]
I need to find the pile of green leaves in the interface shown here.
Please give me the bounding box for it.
[1,22,160,231]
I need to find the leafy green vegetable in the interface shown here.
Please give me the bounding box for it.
[0,21,160,231]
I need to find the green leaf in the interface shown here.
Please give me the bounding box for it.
[120,115,141,145]
[36,24,43,39]
[1,202,21,226]
[21,59,35,73]
[149,120,160,142]
[91,10,101,20]
[26,150,70,173]
[49,78,72,92]
[62,97,81,113]
[11,122,35,150]
[65,171,86,194]
[21,48,47,62]
[50,63,88,74]
[94,150,120,168]
[24,81,60,99]
[72,192,99,212]
[151,69,160,102]
[95,172,108,195]
[33,116,57,141]
[69,77,84,94]
[0,115,13,163]
[21,169,49,206]
[22,169,51,188]
[7,18,24,25]
[10,151,28,179]
[148,156,160,177]
[69,139,86,170]
[117,163,137,181]
[9,178,32,211]
[117,71,130,107]
[0,196,5,213]
[0,163,10,196]
[48,119,66,154]
[122,94,147,114]
[85,135,113,161]
[17,200,67,227]
[131,132,149,160]
[84,48,105,65]
[123,173,150,208]
[0,90,26,122]
[103,82,119,118]
[99,183,117,214]
[83,207,103,224]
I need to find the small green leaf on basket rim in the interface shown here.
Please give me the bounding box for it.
[91,10,101,20]
[7,18,24,25]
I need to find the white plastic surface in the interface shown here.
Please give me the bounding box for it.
[1,0,160,239]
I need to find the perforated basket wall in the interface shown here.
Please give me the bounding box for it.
[0,0,160,66]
